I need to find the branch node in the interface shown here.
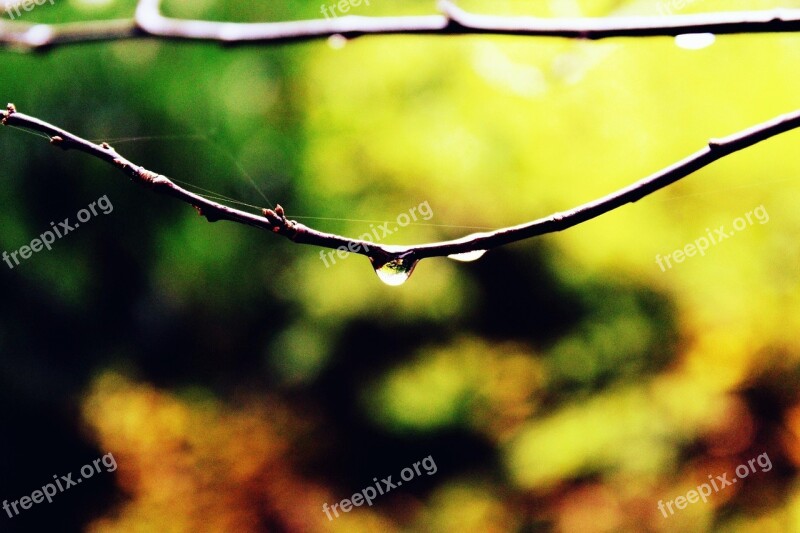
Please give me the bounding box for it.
[262,204,299,235]
[131,167,171,189]
[262,207,280,224]
[1,103,16,124]
[137,168,161,184]
[708,137,724,149]
[438,0,458,20]
[194,205,222,222]
[49,135,67,149]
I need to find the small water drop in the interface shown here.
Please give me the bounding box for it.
[447,250,487,262]
[25,25,54,48]
[675,33,715,50]
[328,34,347,49]
[372,257,418,286]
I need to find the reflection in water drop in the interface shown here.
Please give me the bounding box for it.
[372,258,419,286]
[675,33,715,50]
[447,250,487,262]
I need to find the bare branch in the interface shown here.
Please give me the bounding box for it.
[0,103,370,257]
[410,109,800,260]
[4,103,800,277]
[0,18,138,51]
[2,0,800,50]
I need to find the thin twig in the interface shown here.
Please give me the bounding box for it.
[1,0,800,50]
[0,104,370,255]
[3,103,800,268]
[0,19,139,50]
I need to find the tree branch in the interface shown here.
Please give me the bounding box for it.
[1,0,800,50]
[0,104,369,253]
[3,103,800,279]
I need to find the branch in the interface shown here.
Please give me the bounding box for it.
[0,105,365,251]
[2,0,800,50]
[3,103,800,283]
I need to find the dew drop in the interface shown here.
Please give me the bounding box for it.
[675,33,715,50]
[328,34,347,49]
[447,250,487,262]
[25,25,54,48]
[372,257,418,286]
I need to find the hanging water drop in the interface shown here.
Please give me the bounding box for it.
[447,249,487,262]
[328,34,347,49]
[372,257,419,286]
[675,33,715,50]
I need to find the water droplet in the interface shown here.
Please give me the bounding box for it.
[328,34,347,49]
[372,257,418,286]
[26,25,54,48]
[447,249,487,262]
[675,33,715,50]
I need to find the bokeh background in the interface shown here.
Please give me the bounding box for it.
[2,0,800,531]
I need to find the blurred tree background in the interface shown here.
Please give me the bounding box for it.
[2,0,800,532]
